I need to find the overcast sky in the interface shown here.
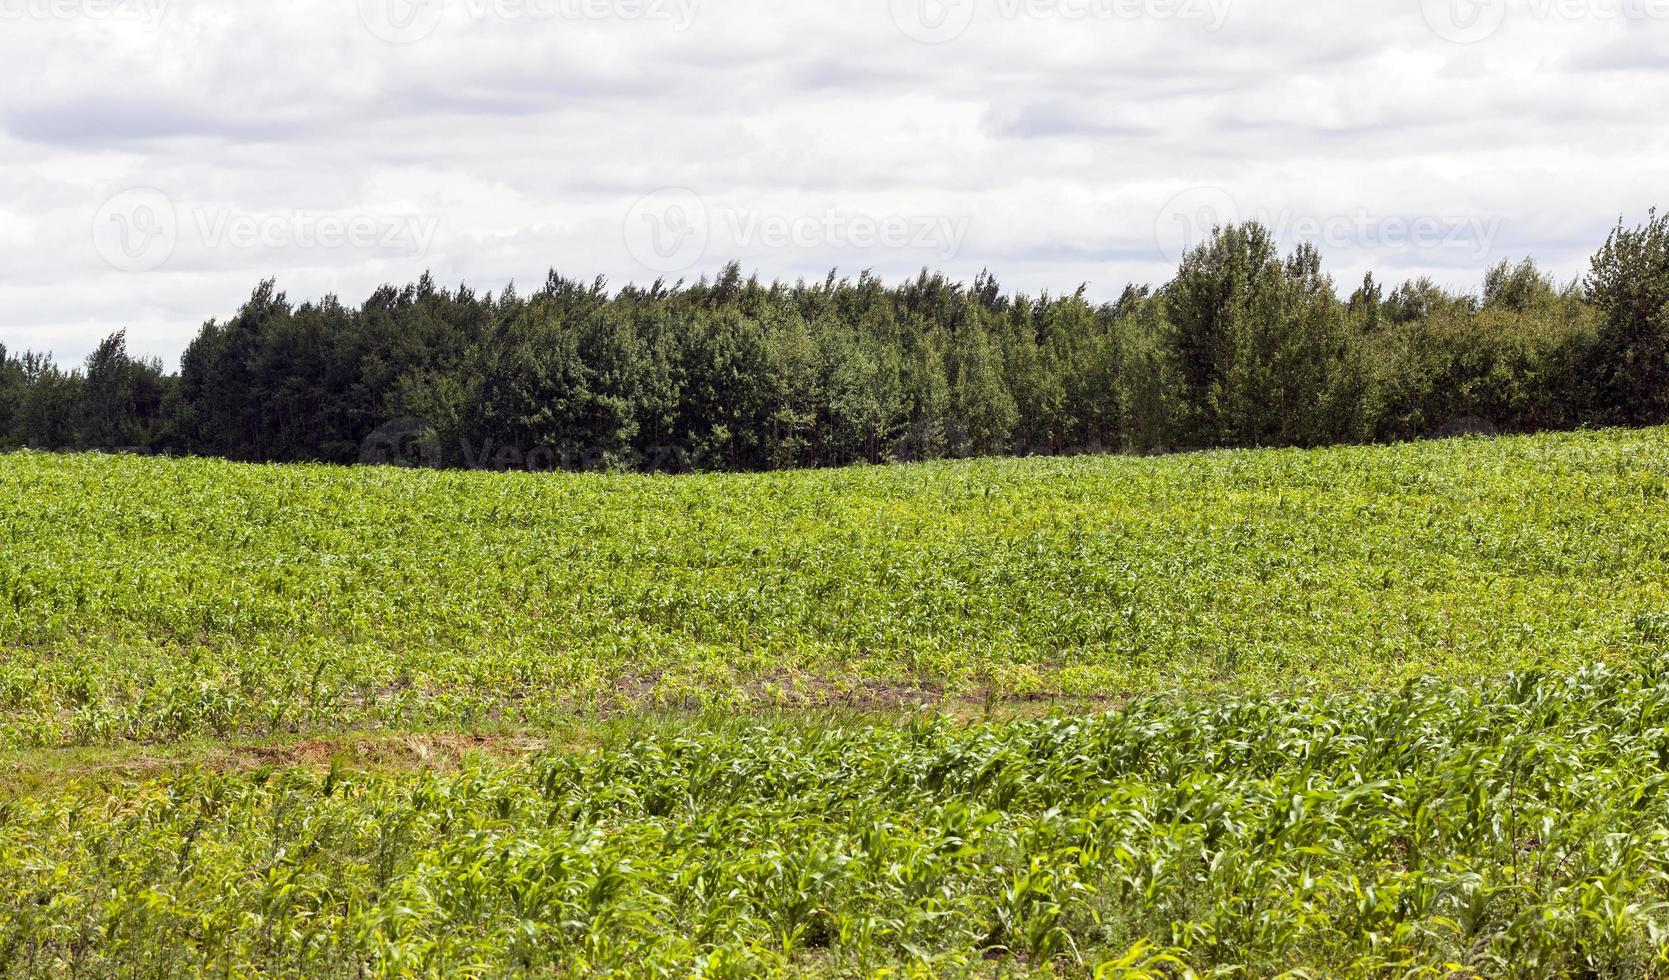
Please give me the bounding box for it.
[1,0,1665,367]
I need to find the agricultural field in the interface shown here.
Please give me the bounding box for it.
[1,428,1668,975]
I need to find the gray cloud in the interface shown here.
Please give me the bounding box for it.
[0,0,1664,367]
[4,97,315,145]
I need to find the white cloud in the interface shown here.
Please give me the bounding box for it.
[0,0,1664,365]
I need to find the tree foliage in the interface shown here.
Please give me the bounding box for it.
[2,214,1662,470]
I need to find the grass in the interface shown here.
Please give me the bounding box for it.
[7,666,1669,976]
[1,428,1667,975]
[0,428,1665,748]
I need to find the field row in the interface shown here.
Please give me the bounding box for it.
[0,428,1665,748]
[5,664,1669,976]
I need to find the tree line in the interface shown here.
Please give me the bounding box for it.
[3,210,1665,472]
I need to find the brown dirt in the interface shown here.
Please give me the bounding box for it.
[0,683,1130,794]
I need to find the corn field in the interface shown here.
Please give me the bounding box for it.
[1,428,1667,975]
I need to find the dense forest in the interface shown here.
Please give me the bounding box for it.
[3,210,1666,473]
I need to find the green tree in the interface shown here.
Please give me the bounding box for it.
[1109,291,1181,452]
[1165,226,1362,447]
[1587,210,1669,424]
[0,344,22,446]
[15,353,82,449]
[946,310,1017,457]
[81,331,137,447]
[1483,258,1559,313]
